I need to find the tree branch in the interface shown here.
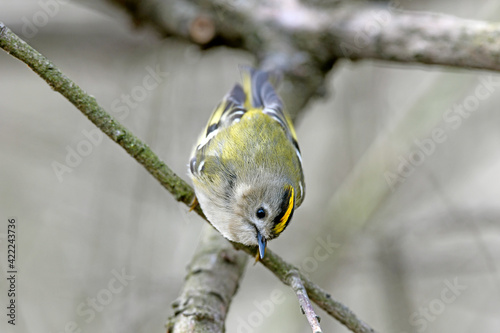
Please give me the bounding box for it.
[0,22,377,333]
[167,224,248,333]
[0,22,196,210]
[107,0,340,120]
[326,6,500,71]
[287,270,323,333]
[235,244,377,333]
[107,0,500,120]
[111,0,500,72]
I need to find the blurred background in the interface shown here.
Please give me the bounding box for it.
[1,1,500,332]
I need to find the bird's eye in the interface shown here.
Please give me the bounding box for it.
[256,207,266,219]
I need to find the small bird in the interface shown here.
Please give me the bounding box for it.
[189,67,305,260]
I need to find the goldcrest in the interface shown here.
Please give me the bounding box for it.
[189,67,305,259]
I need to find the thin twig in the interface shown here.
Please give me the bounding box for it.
[0,22,378,333]
[0,22,196,210]
[235,244,378,333]
[287,270,322,333]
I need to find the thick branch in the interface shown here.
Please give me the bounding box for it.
[111,0,500,72]
[106,0,340,120]
[326,7,500,71]
[107,0,500,119]
[0,22,377,333]
[167,225,248,333]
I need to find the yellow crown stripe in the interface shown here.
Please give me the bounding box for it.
[274,187,294,235]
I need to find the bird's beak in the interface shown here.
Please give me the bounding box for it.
[257,231,267,260]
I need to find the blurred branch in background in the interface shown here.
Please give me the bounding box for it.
[106,0,500,121]
[167,224,248,333]
[0,22,377,333]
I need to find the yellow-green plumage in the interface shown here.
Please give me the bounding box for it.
[189,67,305,258]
